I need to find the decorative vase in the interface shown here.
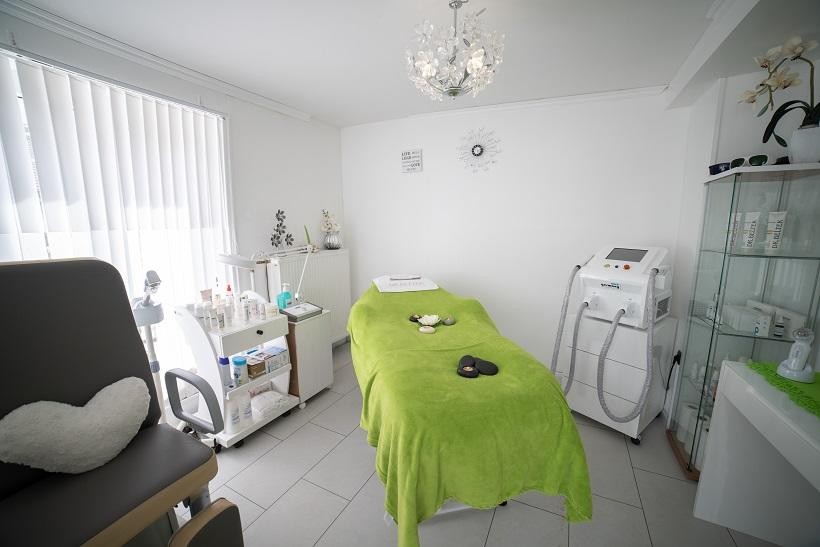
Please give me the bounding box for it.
[789,124,820,163]
[323,231,341,250]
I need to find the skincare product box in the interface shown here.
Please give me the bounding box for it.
[722,304,768,334]
[753,314,771,337]
[740,212,760,250]
[258,346,290,373]
[728,212,743,248]
[746,300,805,338]
[246,355,267,379]
[764,211,787,253]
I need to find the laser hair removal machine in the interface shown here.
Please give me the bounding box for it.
[552,247,677,443]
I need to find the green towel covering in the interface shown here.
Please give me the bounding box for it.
[348,286,592,547]
[747,362,820,418]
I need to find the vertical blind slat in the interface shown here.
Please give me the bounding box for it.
[42,68,91,234]
[7,61,52,233]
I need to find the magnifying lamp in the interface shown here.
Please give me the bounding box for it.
[132,270,167,423]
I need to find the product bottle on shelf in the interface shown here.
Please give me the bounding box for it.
[231,356,249,386]
[277,282,292,310]
[218,356,232,387]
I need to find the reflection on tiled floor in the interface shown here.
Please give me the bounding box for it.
[196,343,778,547]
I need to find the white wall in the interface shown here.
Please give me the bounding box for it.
[342,90,689,363]
[0,13,343,260]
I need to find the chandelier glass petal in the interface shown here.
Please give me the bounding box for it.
[406,1,504,101]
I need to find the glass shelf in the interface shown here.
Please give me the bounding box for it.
[701,248,820,261]
[690,314,794,344]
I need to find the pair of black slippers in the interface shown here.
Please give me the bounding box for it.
[457,355,498,378]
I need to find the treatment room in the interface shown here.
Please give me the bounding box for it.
[1,1,820,546]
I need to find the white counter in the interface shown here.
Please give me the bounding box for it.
[693,361,820,546]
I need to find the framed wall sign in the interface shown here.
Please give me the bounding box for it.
[401,148,423,173]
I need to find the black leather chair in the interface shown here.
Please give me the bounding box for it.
[0,259,233,546]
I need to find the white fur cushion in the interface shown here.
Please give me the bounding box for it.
[0,377,150,474]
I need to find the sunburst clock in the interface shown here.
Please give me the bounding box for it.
[458,128,501,173]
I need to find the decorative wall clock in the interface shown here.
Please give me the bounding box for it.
[458,128,501,173]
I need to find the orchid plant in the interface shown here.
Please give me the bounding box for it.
[320,209,341,233]
[741,36,818,146]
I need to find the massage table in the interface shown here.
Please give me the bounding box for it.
[348,285,592,547]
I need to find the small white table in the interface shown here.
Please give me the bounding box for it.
[694,361,820,546]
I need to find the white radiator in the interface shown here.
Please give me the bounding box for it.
[266,249,351,344]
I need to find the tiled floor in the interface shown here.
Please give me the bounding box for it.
[177,343,779,547]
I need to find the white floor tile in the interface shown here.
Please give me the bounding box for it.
[627,417,688,481]
[304,428,376,499]
[311,388,362,435]
[332,343,352,371]
[486,501,568,547]
[418,505,495,547]
[210,485,265,530]
[228,423,343,508]
[243,480,347,547]
[211,431,280,490]
[634,469,735,547]
[569,495,650,547]
[729,528,781,547]
[576,422,641,507]
[315,473,396,547]
[329,362,358,395]
[261,389,341,440]
[514,491,566,517]
[571,411,609,431]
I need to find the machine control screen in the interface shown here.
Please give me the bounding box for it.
[605,248,647,262]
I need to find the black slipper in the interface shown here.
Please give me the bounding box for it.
[474,358,499,375]
[457,355,479,378]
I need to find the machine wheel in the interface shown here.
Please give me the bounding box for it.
[182,425,193,434]
[234,439,245,448]
[630,436,642,446]
[213,443,222,454]
[299,402,306,410]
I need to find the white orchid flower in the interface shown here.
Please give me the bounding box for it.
[739,89,760,104]
[782,36,818,58]
[765,68,801,90]
[753,46,782,68]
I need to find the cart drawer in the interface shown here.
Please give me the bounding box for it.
[210,315,288,356]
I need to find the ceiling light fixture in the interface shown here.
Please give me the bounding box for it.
[406,1,504,101]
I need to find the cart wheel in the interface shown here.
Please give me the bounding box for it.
[234,439,245,448]
[498,501,508,507]
[299,403,306,410]
[182,425,193,434]
[630,436,641,446]
[213,443,222,454]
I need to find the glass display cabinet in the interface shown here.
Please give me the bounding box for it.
[669,166,820,480]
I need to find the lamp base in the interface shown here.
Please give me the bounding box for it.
[776,361,816,384]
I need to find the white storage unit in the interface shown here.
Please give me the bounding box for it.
[556,316,678,439]
[174,306,300,448]
[694,361,820,546]
[266,249,351,344]
[286,310,334,402]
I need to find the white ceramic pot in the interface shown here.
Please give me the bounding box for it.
[789,124,820,163]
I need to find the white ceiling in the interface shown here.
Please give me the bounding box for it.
[21,0,716,126]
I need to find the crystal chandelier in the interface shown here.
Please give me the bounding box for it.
[406,0,504,101]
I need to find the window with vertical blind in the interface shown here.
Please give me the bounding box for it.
[0,50,232,375]
[0,50,230,300]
